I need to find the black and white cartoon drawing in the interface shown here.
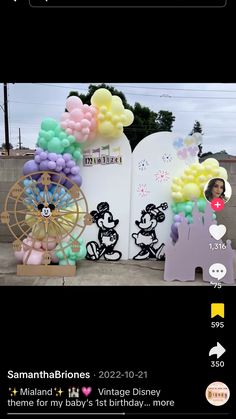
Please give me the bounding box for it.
[86,202,122,261]
[132,202,168,260]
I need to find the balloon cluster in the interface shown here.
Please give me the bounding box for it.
[23,149,82,188]
[170,158,226,243]
[61,96,98,143]
[171,158,228,202]
[55,235,86,266]
[91,88,134,138]
[174,133,202,163]
[37,118,83,161]
[14,234,59,265]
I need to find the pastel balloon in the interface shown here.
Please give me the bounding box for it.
[66,96,83,112]
[91,88,112,107]
[216,166,228,180]
[182,183,201,200]
[122,109,134,126]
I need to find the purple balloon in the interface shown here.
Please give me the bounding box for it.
[66,160,76,168]
[57,157,65,167]
[63,153,72,162]
[48,160,56,170]
[40,151,48,160]
[35,148,43,155]
[67,174,82,188]
[55,165,63,172]
[70,166,79,175]
[39,160,49,171]
[23,160,39,176]
[48,153,58,161]
[51,174,66,185]
[34,155,41,164]
[64,167,70,175]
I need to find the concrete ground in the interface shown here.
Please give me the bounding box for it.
[0,243,235,286]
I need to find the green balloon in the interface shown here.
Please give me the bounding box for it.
[38,137,47,149]
[73,150,82,161]
[185,205,192,215]
[62,139,70,148]
[41,118,58,132]
[48,137,64,153]
[64,145,75,154]
[59,131,67,140]
[47,130,55,140]
[186,214,193,224]
[54,125,61,136]
[68,135,76,144]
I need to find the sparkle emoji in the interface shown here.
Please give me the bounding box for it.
[9,388,18,397]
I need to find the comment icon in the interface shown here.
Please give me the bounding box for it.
[209,263,227,281]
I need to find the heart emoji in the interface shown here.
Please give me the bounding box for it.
[82,387,92,397]
[209,224,226,241]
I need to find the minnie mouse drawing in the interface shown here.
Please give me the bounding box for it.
[86,202,122,261]
[132,202,168,260]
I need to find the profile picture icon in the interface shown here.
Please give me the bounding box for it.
[204,178,232,204]
[205,381,230,406]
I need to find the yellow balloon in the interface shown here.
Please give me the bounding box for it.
[217,166,228,180]
[112,95,123,103]
[122,109,134,127]
[182,183,201,200]
[110,98,124,114]
[203,158,219,168]
[91,88,112,107]
[98,121,114,136]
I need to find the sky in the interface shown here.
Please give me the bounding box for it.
[1,83,236,155]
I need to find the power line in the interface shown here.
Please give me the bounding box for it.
[35,83,236,94]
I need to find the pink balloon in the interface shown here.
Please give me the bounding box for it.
[85,112,92,120]
[90,119,97,130]
[61,121,67,130]
[70,108,83,122]
[74,131,83,142]
[75,122,81,131]
[83,104,90,112]
[82,128,90,135]
[90,105,97,115]
[23,238,33,251]
[51,254,59,263]
[66,96,82,112]
[42,237,57,251]
[68,120,75,129]
[23,249,43,265]
[61,112,70,121]
[66,128,73,135]
[33,240,42,250]
[81,119,91,128]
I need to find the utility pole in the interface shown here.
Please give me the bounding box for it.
[3,83,10,156]
[18,127,22,149]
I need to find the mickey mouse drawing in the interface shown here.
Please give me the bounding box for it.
[132,202,168,260]
[86,202,122,261]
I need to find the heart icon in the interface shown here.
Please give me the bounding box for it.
[82,387,92,397]
[209,224,226,241]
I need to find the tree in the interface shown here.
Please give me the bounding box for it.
[155,110,175,132]
[1,142,13,149]
[67,84,175,151]
[190,120,204,157]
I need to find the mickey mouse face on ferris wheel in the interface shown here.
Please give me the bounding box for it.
[37,203,55,218]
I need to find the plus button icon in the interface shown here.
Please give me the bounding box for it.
[211,198,224,212]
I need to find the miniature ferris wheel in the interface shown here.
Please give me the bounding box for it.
[1,171,92,276]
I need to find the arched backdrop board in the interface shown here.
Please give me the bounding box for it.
[129,132,199,260]
[80,134,132,260]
